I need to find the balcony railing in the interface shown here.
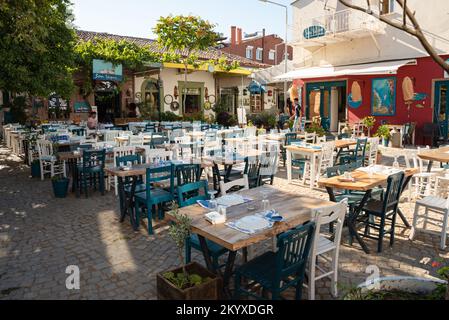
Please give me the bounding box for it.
[294,9,385,45]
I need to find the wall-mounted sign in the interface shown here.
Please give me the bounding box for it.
[303,26,326,40]
[348,81,362,109]
[371,77,396,116]
[92,59,123,81]
[73,101,91,113]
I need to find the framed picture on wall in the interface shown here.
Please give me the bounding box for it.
[371,77,396,116]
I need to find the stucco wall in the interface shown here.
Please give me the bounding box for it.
[291,0,449,67]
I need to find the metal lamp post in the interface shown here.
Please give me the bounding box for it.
[259,0,289,111]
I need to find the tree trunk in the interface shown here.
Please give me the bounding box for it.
[183,64,188,116]
[446,286,449,300]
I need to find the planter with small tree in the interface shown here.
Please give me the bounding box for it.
[362,116,376,137]
[157,203,219,300]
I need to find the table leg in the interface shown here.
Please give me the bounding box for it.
[310,153,317,189]
[397,175,413,228]
[287,149,292,184]
[118,176,138,231]
[427,160,434,173]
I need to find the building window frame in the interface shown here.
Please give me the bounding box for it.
[379,0,394,15]
[256,48,263,61]
[246,46,254,59]
[268,50,275,61]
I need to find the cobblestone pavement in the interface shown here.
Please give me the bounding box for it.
[0,143,448,300]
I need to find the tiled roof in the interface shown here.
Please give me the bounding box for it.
[76,30,270,69]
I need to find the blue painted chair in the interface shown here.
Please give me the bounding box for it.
[150,132,169,149]
[177,180,228,271]
[76,149,106,198]
[282,133,298,166]
[339,138,368,165]
[234,221,316,300]
[359,172,405,253]
[135,164,175,235]
[115,154,146,194]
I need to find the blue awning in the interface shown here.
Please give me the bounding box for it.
[248,80,267,94]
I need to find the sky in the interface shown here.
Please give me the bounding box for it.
[71,0,292,41]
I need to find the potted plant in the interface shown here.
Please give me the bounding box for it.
[157,203,219,300]
[51,175,70,198]
[306,123,327,137]
[31,159,41,178]
[362,116,376,137]
[375,125,391,147]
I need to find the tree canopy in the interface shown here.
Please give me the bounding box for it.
[0,0,77,98]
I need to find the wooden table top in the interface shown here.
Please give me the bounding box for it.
[285,139,357,154]
[105,160,212,178]
[167,185,334,251]
[57,147,145,161]
[418,146,449,163]
[318,167,419,191]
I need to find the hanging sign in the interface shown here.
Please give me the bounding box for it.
[92,59,123,81]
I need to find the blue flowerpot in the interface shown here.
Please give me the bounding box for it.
[31,162,41,178]
[52,178,69,198]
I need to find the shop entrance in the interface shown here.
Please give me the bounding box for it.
[306,81,347,132]
[434,80,449,138]
[94,81,121,123]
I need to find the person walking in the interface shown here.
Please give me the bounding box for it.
[290,98,302,132]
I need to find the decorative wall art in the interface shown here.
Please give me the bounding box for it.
[348,81,362,108]
[371,77,396,116]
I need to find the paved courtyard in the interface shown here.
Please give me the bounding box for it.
[0,143,448,300]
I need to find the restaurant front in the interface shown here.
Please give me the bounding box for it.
[279,56,449,145]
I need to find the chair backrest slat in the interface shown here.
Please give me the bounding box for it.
[177,180,209,208]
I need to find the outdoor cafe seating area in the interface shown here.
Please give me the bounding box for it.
[2,119,449,300]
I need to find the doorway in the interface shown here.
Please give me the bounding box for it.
[94,81,121,123]
[306,81,347,132]
[434,80,449,138]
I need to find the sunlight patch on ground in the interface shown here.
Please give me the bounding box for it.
[97,210,137,274]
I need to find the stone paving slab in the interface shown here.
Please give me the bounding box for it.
[0,144,447,300]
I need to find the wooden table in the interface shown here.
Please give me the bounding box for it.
[286,140,358,189]
[105,160,213,230]
[166,184,334,295]
[418,146,449,172]
[318,167,418,253]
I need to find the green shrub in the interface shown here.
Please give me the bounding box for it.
[248,111,277,129]
[160,111,182,122]
[306,123,326,137]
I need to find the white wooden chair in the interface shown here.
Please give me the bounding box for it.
[36,139,66,181]
[108,146,136,195]
[404,148,437,200]
[302,141,335,186]
[410,175,449,250]
[316,135,327,144]
[305,200,348,300]
[129,135,145,147]
[104,130,120,142]
[219,174,249,196]
[366,137,380,166]
[304,132,316,144]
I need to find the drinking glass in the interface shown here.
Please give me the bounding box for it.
[261,191,270,212]
[208,190,218,211]
[393,156,400,169]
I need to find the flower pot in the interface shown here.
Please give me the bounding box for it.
[52,178,69,198]
[157,262,220,300]
[31,162,41,178]
[346,276,447,300]
[382,138,390,147]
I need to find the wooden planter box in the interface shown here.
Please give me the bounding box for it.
[157,262,219,300]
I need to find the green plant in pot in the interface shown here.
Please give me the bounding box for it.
[306,123,326,137]
[157,202,219,300]
[375,125,391,147]
[362,116,376,137]
[51,175,69,198]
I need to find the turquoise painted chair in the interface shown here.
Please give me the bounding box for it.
[134,164,175,235]
[339,138,368,165]
[282,132,298,166]
[234,221,315,300]
[76,149,106,198]
[150,132,169,149]
[177,180,228,271]
[115,154,146,194]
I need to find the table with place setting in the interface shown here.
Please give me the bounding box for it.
[166,184,334,296]
[318,165,418,253]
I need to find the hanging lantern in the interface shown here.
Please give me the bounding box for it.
[268,90,273,97]
[205,87,209,100]
[174,86,178,100]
